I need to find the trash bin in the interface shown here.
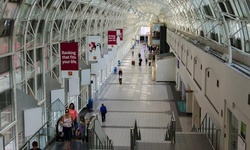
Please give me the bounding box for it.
[113,67,117,74]
[118,60,121,66]
[87,99,93,111]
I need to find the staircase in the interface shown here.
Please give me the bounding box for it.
[132,112,216,150]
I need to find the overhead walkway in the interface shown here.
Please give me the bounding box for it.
[42,42,214,150]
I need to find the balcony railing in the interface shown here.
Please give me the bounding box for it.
[192,113,221,150]
[165,111,176,143]
[88,115,114,150]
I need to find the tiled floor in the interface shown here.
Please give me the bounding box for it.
[91,44,175,149]
[48,43,213,150]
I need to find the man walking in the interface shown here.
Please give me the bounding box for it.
[100,103,107,122]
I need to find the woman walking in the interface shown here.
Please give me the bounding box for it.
[69,103,78,136]
[61,108,74,149]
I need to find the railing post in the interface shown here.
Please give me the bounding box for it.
[0,134,5,150]
[130,128,134,150]
[171,111,176,144]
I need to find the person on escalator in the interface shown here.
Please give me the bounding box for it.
[61,108,74,149]
[69,103,78,137]
[30,141,41,150]
[78,116,87,142]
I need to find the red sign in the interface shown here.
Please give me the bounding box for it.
[60,42,79,71]
[117,28,123,41]
[108,30,117,45]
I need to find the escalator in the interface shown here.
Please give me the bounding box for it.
[19,99,65,150]
[45,114,113,150]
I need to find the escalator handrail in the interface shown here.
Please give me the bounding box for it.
[19,120,50,150]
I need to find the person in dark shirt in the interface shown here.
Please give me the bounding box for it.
[30,141,41,150]
[100,103,107,122]
[118,68,123,84]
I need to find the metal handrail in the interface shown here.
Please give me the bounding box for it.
[19,120,50,150]
[192,113,221,150]
[130,120,141,150]
[165,111,176,143]
[88,115,114,149]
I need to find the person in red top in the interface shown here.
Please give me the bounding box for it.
[69,103,78,136]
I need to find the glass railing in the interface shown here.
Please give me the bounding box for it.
[88,115,114,150]
[192,113,221,150]
[46,98,65,128]
[19,99,65,150]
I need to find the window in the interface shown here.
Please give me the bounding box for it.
[0,89,12,112]
[37,20,45,33]
[38,0,53,7]
[200,30,204,37]
[248,94,250,105]
[27,77,34,95]
[28,20,37,33]
[225,1,235,15]
[208,71,210,77]
[0,56,11,74]
[219,2,227,13]
[0,19,14,36]
[37,74,43,88]
[203,5,213,17]
[9,0,21,2]
[26,50,34,64]
[54,20,62,31]
[217,80,219,87]
[36,48,42,61]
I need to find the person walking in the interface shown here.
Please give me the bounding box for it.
[78,116,86,142]
[69,103,78,136]
[118,68,122,84]
[139,58,142,66]
[61,108,74,149]
[85,118,90,143]
[30,141,41,150]
[100,103,107,122]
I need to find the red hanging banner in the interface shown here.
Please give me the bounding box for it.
[108,30,117,45]
[60,42,79,71]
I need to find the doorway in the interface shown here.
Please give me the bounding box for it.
[228,110,238,150]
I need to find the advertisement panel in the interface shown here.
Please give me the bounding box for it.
[108,30,117,45]
[87,36,102,62]
[60,42,79,71]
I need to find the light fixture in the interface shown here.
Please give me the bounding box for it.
[128,6,134,14]
[127,0,143,15]
[128,0,134,14]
